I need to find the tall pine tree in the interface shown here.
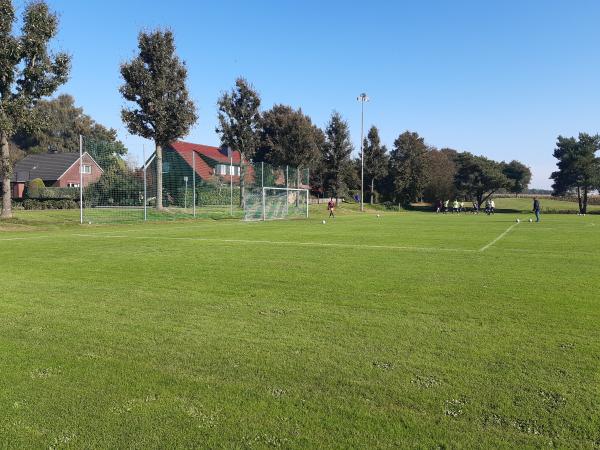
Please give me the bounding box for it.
[363,126,388,204]
[323,112,354,201]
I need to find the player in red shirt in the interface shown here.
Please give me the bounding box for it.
[327,198,335,218]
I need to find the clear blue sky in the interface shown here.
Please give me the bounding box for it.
[22,0,600,188]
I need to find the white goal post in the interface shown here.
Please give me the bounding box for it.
[243,187,309,221]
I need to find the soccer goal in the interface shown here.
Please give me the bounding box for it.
[244,187,309,221]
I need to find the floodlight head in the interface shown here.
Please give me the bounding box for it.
[357,93,369,102]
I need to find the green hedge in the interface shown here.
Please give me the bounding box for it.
[22,199,79,210]
[173,187,241,207]
[27,187,80,200]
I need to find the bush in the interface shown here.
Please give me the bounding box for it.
[172,186,242,207]
[382,201,400,211]
[28,187,79,200]
[23,199,78,210]
[25,178,45,198]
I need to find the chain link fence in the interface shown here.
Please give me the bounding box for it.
[80,138,310,224]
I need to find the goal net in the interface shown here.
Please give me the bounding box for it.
[244,187,309,221]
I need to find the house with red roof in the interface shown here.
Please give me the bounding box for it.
[146,141,305,205]
[167,141,244,182]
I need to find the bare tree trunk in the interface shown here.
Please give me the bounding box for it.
[0,132,12,219]
[577,186,582,214]
[583,187,588,214]
[155,143,164,210]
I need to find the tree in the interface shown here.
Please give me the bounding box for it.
[120,29,197,210]
[322,111,354,201]
[502,160,532,196]
[423,148,457,202]
[454,152,508,206]
[257,104,322,168]
[0,0,70,218]
[362,126,388,204]
[13,94,127,169]
[389,131,430,206]
[550,133,600,214]
[216,78,261,208]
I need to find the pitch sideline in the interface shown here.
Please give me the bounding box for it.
[479,222,519,252]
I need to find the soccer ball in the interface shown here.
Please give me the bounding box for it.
[516,219,520,223]
[529,218,533,223]
[322,220,326,224]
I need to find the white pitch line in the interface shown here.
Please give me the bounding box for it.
[0,235,52,242]
[2,232,473,253]
[74,234,476,253]
[479,223,518,252]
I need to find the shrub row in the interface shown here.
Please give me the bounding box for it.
[22,199,79,210]
[173,187,241,207]
[27,187,80,200]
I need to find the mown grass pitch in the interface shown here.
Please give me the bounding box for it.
[1,207,599,448]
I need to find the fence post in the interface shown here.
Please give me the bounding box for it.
[192,151,196,218]
[79,135,83,224]
[143,145,147,221]
[306,189,309,218]
[262,187,266,221]
[230,153,233,216]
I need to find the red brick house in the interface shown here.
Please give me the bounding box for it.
[166,141,244,182]
[11,152,103,198]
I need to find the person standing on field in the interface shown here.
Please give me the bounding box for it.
[533,197,541,222]
[444,199,449,214]
[327,198,335,218]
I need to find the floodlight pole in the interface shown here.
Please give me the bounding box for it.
[143,145,147,221]
[230,152,233,216]
[192,151,196,217]
[79,134,83,224]
[184,176,188,209]
[357,93,369,212]
[286,165,289,216]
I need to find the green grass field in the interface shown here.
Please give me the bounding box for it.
[492,197,600,214]
[1,206,599,448]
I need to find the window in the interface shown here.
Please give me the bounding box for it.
[67,183,80,188]
[216,164,240,176]
[81,165,91,174]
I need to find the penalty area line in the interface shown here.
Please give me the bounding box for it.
[479,223,519,252]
